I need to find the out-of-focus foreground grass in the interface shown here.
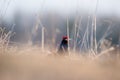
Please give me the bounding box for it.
[0,46,120,80]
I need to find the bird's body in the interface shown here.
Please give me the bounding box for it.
[58,36,68,55]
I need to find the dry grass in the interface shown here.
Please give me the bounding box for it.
[0,27,120,80]
[0,45,120,80]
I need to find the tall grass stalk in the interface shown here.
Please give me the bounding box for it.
[93,15,97,54]
[42,27,45,52]
[67,17,70,55]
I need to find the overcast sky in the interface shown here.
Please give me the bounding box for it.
[0,0,120,19]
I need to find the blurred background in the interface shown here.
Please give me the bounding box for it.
[0,0,120,51]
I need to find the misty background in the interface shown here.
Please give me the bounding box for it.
[0,0,120,51]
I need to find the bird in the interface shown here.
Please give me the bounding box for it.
[58,36,69,55]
